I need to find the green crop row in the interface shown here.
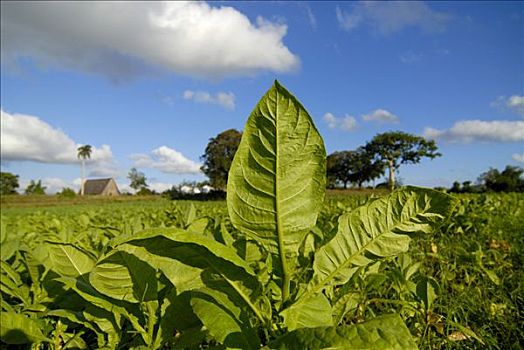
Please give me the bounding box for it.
[1,192,522,349]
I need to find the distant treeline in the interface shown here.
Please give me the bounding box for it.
[446,165,524,193]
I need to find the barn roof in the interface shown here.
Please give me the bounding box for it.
[84,178,113,195]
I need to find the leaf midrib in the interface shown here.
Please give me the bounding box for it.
[303,200,429,300]
[204,256,267,325]
[57,245,91,283]
[272,85,291,304]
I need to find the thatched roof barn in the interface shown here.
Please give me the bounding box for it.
[83,178,120,196]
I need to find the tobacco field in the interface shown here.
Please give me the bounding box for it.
[1,82,523,349]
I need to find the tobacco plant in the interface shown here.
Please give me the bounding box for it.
[1,81,457,349]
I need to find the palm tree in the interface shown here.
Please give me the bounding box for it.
[77,145,92,195]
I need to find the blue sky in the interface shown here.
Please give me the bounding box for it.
[1,1,523,193]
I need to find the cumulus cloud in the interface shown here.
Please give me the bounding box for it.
[513,153,524,164]
[1,110,114,165]
[42,178,77,194]
[508,96,524,115]
[323,112,358,131]
[17,177,81,194]
[148,182,175,193]
[183,90,235,110]
[362,109,400,123]
[1,2,299,81]
[423,120,524,143]
[491,95,524,116]
[88,164,122,178]
[115,180,175,194]
[131,146,201,174]
[336,1,451,35]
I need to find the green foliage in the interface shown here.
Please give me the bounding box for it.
[0,172,20,195]
[24,179,46,195]
[267,314,417,350]
[327,148,384,189]
[0,312,50,344]
[479,165,524,192]
[77,145,92,160]
[136,187,154,196]
[227,80,327,302]
[365,131,441,190]
[2,192,521,349]
[57,187,76,198]
[128,167,148,191]
[77,144,92,196]
[200,128,242,190]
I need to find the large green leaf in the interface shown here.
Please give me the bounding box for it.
[1,260,31,304]
[157,290,203,347]
[44,242,95,281]
[226,80,326,300]
[89,250,158,303]
[108,241,204,294]
[267,314,417,350]
[306,187,457,297]
[280,293,333,331]
[226,80,326,252]
[0,312,49,344]
[191,288,260,349]
[0,238,19,261]
[113,228,270,325]
[55,276,145,337]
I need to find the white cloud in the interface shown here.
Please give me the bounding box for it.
[131,146,201,174]
[18,177,81,194]
[336,2,451,35]
[423,120,524,143]
[42,178,77,194]
[508,96,524,114]
[323,112,358,131]
[1,2,299,81]
[183,90,235,110]
[492,95,524,116]
[362,109,400,123]
[1,110,114,165]
[88,163,122,178]
[323,112,338,129]
[341,116,358,131]
[513,153,524,164]
[116,182,134,194]
[148,182,175,193]
[115,180,174,194]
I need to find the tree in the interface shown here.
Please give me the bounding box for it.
[201,129,242,190]
[25,180,46,195]
[449,181,462,193]
[0,172,19,195]
[128,168,148,192]
[57,187,76,198]
[326,148,383,189]
[479,165,524,192]
[365,131,441,191]
[77,144,92,195]
[327,151,354,189]
[349,147,385,188]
